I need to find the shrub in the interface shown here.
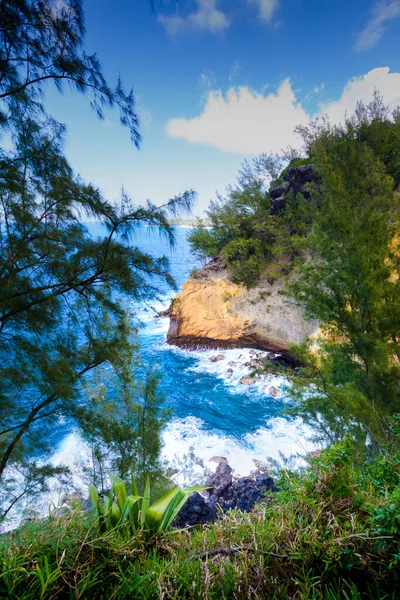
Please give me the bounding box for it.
[222,238,265,288]
[187,223,220,261]
[1,442,400,598]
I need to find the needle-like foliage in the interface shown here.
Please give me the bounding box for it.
[0,0,196,525]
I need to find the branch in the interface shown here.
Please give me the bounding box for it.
[0,73,106,100]
[0,360,102,479]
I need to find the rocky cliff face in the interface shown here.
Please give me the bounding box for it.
[168,278,246,344]
[167,255,318,359]
[269,162,318,215]
[166,161,320,359]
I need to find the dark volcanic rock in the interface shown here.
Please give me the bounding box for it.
[269,162,318,215]
[207,461,233,492]
[250,358,264,368]
[173,461,277,527]
[210,354,225,362]
[240,375,261,385]
[284,164,317,194]
[267,353,297,368]
[270,180,290,199]
[270,195,287,216]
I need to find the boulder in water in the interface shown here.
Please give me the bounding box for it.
[268,386,280,397]
[250,358,264,368]
[240,375,261,385]
[252,459,271,474]
[210,354,225,362]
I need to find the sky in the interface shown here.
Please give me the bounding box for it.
[46,0,400,214]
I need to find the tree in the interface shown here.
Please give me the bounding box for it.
[188,158,273,283]
[79,366,171,497]
[289,96,400,445]
[0,0,139,143]
[0,0,196,523]
[222,237,265,288]
[186,218,219,264]
[187,153,317,286]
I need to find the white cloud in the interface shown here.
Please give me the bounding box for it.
[355,0,400,51]
[313,84,324,95]
[229,60,242,82]
[247,0,280,22]
[303,83,325,103]
[167,79,309,154]
[158,0,230,35]
[166,67,400,155]
[198,70,217,89]
[320,67,400,122]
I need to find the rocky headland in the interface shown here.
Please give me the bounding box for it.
[166,162,319,362]
[166,259,318,362]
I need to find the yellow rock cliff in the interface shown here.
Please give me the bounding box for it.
[168,279,249,342]
[167,258,319,355]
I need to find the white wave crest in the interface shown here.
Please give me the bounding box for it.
[161,414,317,484]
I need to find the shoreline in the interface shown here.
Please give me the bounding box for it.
[165,333,301,368]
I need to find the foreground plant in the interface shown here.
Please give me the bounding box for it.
[89,475,206,535]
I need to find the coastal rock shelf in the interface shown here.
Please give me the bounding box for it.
[173,458,277,527]
[166,256,318,361]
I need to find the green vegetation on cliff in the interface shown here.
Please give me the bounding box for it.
[189,160,272,287]
[288,100,400,449]
[189,97,400,292]
[190,93,400,446]
[188,154,317,287]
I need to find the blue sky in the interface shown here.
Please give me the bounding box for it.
[46,0,400,214]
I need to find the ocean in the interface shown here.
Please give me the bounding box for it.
[47,225,315,499]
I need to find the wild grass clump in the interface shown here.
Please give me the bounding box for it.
[1,439,399,599]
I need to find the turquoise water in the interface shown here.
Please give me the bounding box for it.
[51,225,314,484]
[1,225,316,530]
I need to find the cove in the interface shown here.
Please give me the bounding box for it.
[51,225,315,486]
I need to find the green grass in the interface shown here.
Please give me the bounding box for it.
[1,440,399,599]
